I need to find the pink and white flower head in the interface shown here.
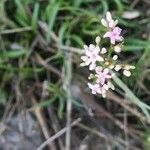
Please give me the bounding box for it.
[95,67,111,85]
[103,27,123,44]
[81,11,135,98]
[81,44,104,70]
[88,83,102,94]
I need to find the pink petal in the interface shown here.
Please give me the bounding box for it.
[113,27,122,34]
[103,31,111,38]
[100,78,105,85]
[116,35,123,41]
[85,51,92,57]
[95,66,103,73]
[96,55,104,62]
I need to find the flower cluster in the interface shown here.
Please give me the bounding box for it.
[81,12,135,97]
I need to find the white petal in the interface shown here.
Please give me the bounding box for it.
[101,47,107,54]
[103,84,109,90]
[96,55,104,62]
[83,45,88,50]
[101,18,107,27]
[109,20,114,28]
[81,56,88,61]
[106,11,112,22]
[104,68,109,74]
[92,91,96,94]
[89,44,95,51]
[88,83,93,89]
[114,20,118,27]
[85,59,91,66]
[97,89,102,94]
[123,70,131,77]
[94,46,100,53]
[80,62,86,66]
[89,63,96,70]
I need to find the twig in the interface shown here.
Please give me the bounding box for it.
[63,52,72,150]
[77,123,124,149]
[34,52,61,77]
[77,123,141,150]
[30,95,57,150]
[107,91,149,124]
[71,83,141,139]
[36,118,81,150]
[38,21,84,55]
[47,108,65,150]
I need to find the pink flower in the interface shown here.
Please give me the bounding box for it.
[88,83,102,94]
[81,44,104,70]
[103,27,123,44]
[95,67,112,85]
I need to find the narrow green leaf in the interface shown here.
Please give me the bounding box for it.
[46,3,59,43]
[15,0,29,26]
[113,75,150,120]
[31,3,40,32]
[0,50,26,58]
